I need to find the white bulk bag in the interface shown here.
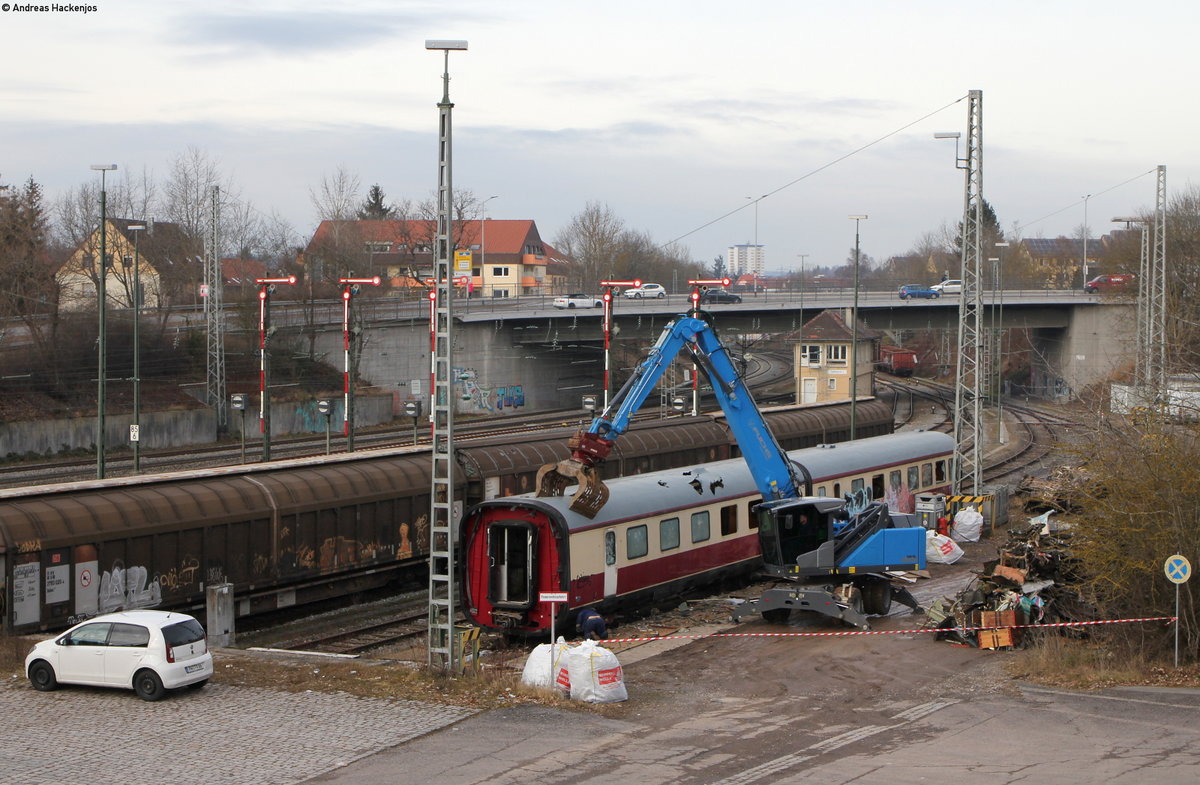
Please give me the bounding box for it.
[520,637,572,690]
[926,529,965,564]
[565,639,628,703]
[951,506,985,542]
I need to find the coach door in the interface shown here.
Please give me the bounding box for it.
[604,529,617,597]
[488,521,536,608]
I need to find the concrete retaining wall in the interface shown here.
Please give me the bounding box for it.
[0,394,396,459]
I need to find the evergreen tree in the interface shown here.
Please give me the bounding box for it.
[357,184,396,220]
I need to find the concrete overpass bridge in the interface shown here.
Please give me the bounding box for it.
[304,289,1135,416]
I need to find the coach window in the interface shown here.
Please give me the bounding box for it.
[691,511,711,543]
[747,498,761,529]
[907,465,920,490]
[660,518,680,551]
[935,460,947,483]
[851,477,865,494]
[832,482,841,498]
[605,531,616,566]
[720,505,737,536]
[922,462,933,486]
[889,470,902,490]
[627,525,649,559]
[872,473,885,499]
[816,486,827,497]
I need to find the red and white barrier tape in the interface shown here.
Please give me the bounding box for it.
[596,616,1178,644]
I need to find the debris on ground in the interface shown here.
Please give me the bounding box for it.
[926,512,1092,649]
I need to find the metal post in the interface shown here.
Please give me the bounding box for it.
[129,223,145,473]
[849,216,867,440]
[90,164,117,479]
[1081,194,1091,287]
[425,38,468,672]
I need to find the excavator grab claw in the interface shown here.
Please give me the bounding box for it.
[535,459,610,518]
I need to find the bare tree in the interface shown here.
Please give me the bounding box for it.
[553,201,626,290]
[310,165,362,222]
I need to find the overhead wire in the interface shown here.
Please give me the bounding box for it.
[665,93,970,247]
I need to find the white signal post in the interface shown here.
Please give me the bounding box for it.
[339,276,381,450]
[598,280,640,410]
[687,278,732,415]
[539,591,569,681]
[254,276,297,461]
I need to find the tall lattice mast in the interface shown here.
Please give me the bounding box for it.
[1148,165,1167,392]
[951,90,984,494]
[205,185,227,430]
[426,40,467,672]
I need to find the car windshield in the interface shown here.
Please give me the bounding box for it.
[163,619,206,645]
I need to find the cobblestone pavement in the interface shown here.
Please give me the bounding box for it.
[0,675,475,785]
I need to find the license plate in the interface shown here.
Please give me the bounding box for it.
[185,663,205,673]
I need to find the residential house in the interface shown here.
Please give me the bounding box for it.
[788,310,880,406]
[301,218,571,297]
[57,219,194,311]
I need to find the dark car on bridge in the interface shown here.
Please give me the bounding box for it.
[699,289,743,304]
[898,284,940,300]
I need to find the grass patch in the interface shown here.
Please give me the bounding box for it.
[209,648,600,712]
[1006,633,1200,690]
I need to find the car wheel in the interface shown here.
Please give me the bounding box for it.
[634,292,642,298]
[656,292,665,299]
[187,678,209,691]
[134,669,166,702]
[899,293,908,300]
[567,303,576,308]
[594,301,602,308]
[28,661,58,692]
[932,292,940,299]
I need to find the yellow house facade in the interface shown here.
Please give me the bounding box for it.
[56,218,176,312]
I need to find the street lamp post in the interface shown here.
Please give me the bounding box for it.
[994,241,1009,444]
[480,195,498,299]
[128,223,146,472]
[90,163,117,479]
[1082,194,1091,286]
[849,215,867,440]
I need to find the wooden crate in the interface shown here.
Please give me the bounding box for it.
[977,628,1015,649]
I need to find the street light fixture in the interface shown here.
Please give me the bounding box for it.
[90,163,117,479]
[128,223,146,472]
[848,215,868,440]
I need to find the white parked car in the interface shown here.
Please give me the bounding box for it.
[25,610,213,701]
[931,279,962,295]
[553,293,603,309]
[623,283,667,299]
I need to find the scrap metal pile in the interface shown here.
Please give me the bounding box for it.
[925,515,1094,649]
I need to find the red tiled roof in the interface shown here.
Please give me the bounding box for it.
[306,219,548,256]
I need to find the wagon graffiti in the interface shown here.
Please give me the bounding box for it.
[398,523,413,559]
[253,554,270,576]
[16,539,42,553]
[98,562,162,613]
[157,556,201,591]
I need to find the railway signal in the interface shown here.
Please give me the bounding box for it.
[339,276,382,451]
[254,276,297,461]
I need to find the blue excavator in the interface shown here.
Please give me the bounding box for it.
[535,313,927,627]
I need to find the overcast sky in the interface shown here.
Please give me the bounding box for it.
[3,1,1193,274]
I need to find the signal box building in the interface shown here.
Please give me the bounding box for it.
[788,310,880,406]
